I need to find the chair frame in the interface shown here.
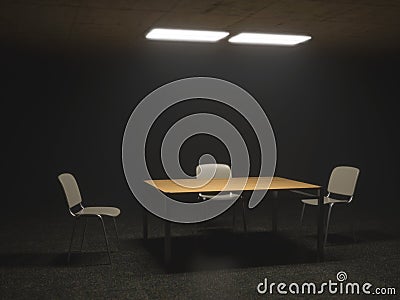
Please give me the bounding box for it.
[197,193,247,232]
[67,203,119,265]
[196,164,247,232]
[300,192,354,245]
[300,166,359,246]
[59,173,119,265]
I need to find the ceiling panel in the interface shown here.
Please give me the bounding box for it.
[251,0,349,21]
[155,12,243,29]
[172,0,272,16]
[81,0,179,11]
[1,0,399,52]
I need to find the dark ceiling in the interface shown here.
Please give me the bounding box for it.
[1,0,400,52]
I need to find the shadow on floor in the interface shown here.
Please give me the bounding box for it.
[303,229,397,242]
[0,252,112,267]
[323,229,398,245]
[1,230,394,270]
[142,230,321,273]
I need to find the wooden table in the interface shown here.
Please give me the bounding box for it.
[143,176,323,265]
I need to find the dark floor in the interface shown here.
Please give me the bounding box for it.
[1,193,399,299]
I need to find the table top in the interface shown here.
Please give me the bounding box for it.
[144,176,320,194]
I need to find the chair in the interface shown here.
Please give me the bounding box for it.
[196,164,247,231]
[58,173,120,264]
[300,166,360,246]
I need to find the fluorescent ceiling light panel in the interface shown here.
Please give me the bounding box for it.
[228,33,311,46]
[146,28,229,42]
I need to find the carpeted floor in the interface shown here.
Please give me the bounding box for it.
[1,193,399,299]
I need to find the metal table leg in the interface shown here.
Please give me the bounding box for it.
[272,190,278,233]
[164,221,171,266]
[143,209,148,240]
[317,188,324,261]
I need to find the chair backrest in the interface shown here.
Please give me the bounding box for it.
[327,166,360,196]
[196,164,232,180]
[58,173,83,208]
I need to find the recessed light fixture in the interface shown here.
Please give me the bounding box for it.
[228,33,311,46]
[146,28,229,42]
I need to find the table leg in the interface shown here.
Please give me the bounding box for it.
[242,197,247,232]
[317,188,324,261]
[272,191,278,233]
[143,209,148,240]
[164,221,171,266]
[232,201,236,230]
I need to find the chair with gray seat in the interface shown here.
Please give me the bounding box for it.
[58,173,120,264]
[196,164,247,231]
[300,166,360,246]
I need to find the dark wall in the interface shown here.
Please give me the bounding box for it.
[2,43,399,213]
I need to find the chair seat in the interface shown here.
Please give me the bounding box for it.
[301,197,349,206]
[199,192,240,201]
[77,206,120,217]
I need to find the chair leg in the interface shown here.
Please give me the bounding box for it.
[350,204,357,243]
[80,218,88,252]
[300,203,306,225]
[113,217,120,249]
[232,202,236,230]
[241,197,247,232]
[324,203,334,246]
[98,215,111,264]
[68,217,78,264]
